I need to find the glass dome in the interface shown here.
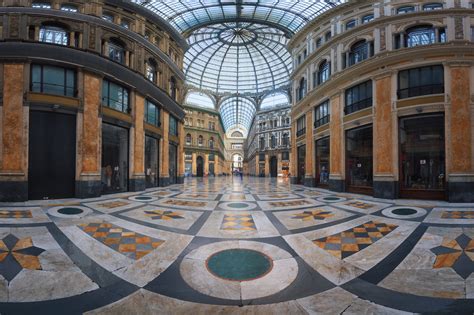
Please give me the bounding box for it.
[219,96,256,132]
[185,22,291,95]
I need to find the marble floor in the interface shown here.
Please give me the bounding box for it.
[0,177,473,314]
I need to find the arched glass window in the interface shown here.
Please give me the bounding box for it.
[209,137,214,149]
[186,133,192,145]
[348,40,370,66]
[297,77,306,101]
[406,25,445,47]
[231,131,243,137]
[145,59,157,82]
[423,3,443,10]
[317,60,330,85]
[185,92,214,108]
[108,39,125,64]
[346,20,356,30]
[198,135,203,146]
[61,4,78,12]
[397,6,415,14]
[261,92,289,109]
[271,135,276,148]
[362,14,374,24]
[32,2,51,9]
[39,25,68,46]
[170,77,177,101]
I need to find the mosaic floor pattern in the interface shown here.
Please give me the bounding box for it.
[0,177,473,313]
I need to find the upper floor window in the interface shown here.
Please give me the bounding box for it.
[316,37,322,48]
[348,40,372,66]
[259,137,265,150]
[346,20,356,30]
[423,3,443,10]
[107,39,125,64]
[398,65,444,99]
[145,99,160,127]
[186,134,192,145]
[209,137,215,149]
[39,25,69,46]
[271,135,276,148]
[31,64,76,97]
[101,79,129,113]
[406,25,445,47]
[32,2,51,9]
[169,116,178,136]
[282,133,289,146]
[198,135,204,146]
[314,100,330,128]
[325,31,331,42]
[397,6,415,14]
[362,14,374,24]
[170,77,177,101]
[146,59,157,83]
[345,80,372,115]
[61,4,78,12]
[297,77,306,102]
[282,151,290,160]
[259,153,265,161]
[209,154,215,161]
[120,20,130,29]
[102,14,114,22]
[317,60,331,86]
[296,115,306,137]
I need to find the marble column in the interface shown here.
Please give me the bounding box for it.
[290,119,298,183]
[129,93,146,191]
[305,112,315,186]
[0,64,28,201]
[177,121,185,183]
[329,92,344,192]
[191,152,197,176]
[215,155,220,175]
[159,111,170,186]
[373,72,398,198]
[447,63,474,202]
[204,153,209,175]
[265,153,270,177]
[76,71,102,198]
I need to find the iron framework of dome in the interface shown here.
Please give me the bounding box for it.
[134,0,345,131]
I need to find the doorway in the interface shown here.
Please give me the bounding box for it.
[270,156,278,177]
[28,110,76,200]
[197,156,204,177]
[101,123,129,194]
[297,145,306,184]
[346,125,373,195]
[145,135,159,188]
[169,143,178,184]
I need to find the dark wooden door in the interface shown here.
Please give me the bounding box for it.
[28,110,76,200]
[270,156,278,177]
[197,156,204,177]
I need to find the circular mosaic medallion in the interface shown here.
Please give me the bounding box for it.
[317,196,347,203]
[128,195,158,202]
[382,206,427,219]
[48,205,92,218]
[57,207,83,215]
[219,201,257,211]
[206,249,272,281]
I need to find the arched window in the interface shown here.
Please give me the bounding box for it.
[271,135,276,148]
[39,24,69,46]
[362,14,374,24]
[186,133,192,145]
[61,4,78,12]
[170,76,177,101]
[107,38,125,64]
[198,135,203,146]
[231,131,243,137]
[406,25,445,47]
[423,3,443,10]
[397,6,415,14]
[297,77,306,101]
[317,60,331,86]
[346,20,356,30]
[325,31,331,42]
[348,40,372,66]
[209,137,214,149]
[146,59,157,83]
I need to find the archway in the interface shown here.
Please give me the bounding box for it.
[270,156,278,178]
[197,156,204,177]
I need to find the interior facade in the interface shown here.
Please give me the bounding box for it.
[0,0,474,314]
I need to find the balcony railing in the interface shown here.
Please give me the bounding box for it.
[397,84,444,99]
[344,97,372,115]
[296,128,306,137]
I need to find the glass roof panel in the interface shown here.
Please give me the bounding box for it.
[261,92,289,109]
[185,92,215,109]
[220,96,256,131]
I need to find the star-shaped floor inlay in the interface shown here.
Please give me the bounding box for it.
[292,210,333,221]
[0,234,45,281]
[431,233,474,279]
[144,210,185,220]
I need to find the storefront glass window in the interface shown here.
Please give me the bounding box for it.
[346,125,373,189]
[101,123,128,194]
[315,137,330,186]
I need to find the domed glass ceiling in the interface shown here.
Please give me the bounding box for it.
[185,22,290,95]
[134,0,345,132]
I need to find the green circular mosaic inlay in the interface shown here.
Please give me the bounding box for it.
[206,249,272,281]
[58,207,83,215]
[324,197,339,201]
[135,196,152,200]
[227,203,248,209]
[392,208,417,215]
